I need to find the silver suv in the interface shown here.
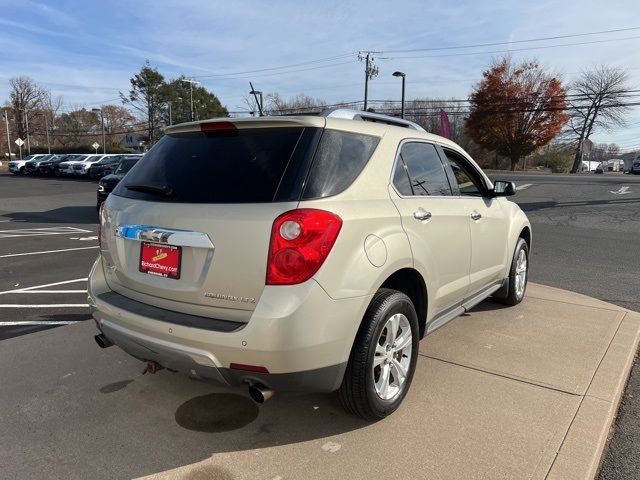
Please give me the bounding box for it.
[90,110,531,419]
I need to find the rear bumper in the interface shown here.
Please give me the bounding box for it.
[88,256,371,392]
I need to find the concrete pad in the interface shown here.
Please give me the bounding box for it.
[422,294,625,394]
[587,312,640,403]
[547,396,615,480]
[1,284,638,480]
[142,357,580,480]
[526,283,627,312]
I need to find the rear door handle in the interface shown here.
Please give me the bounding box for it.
[470,212,482,221]
[413,209,432,221]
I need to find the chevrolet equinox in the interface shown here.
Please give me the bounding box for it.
[89,109,531,419]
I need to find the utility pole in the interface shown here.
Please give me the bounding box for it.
[24,109,31,155]
[3,110,12,158]
[181,79,199,122]
[44,115,51,154]
[358,51,380,111]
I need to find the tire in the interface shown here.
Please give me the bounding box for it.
[496,238,529,306]
[19,166,25,175]
[338,288,419,420]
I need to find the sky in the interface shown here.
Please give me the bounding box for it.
[1,0,639,151]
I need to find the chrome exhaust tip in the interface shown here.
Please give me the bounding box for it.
[248,383,275,403]
[94,333,113,349]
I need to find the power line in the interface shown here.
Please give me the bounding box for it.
[192,53,356,79]
[378,26,640,53]
[386,35,640,60]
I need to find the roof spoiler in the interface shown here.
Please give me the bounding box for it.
[321,108,426,132]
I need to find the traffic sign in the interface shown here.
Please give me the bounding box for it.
[15,138,24,147]
[92,142,100,152]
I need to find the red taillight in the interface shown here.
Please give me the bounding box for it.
[98,202,105,249]
[266,209,342,285]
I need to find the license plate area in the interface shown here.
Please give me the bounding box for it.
[139,242,182,280]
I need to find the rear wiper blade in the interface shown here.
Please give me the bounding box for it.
[125,183,175,198]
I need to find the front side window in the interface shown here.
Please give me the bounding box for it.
[392,142,452,196]
[442,148,484,197]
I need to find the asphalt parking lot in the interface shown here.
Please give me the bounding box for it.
[0,174,98,340]
[1,170,640,479]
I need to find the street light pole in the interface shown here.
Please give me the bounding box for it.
[189,82,193,121]
[249,83,263,116]
[44,115,51,154]
[24,109,31,155]
[92,108,106,154]
[392,71,406,119]
[3,110,12,158]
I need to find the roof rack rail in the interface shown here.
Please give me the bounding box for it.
[320,108,425,132]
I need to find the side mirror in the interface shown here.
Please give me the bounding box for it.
[493,180,516,197]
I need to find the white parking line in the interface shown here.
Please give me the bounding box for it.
[0,246,98,259]
[0,226,92,239]
[0,321,81,325]
[517,184,533,190]
[13,290,87,294]
[0,304,88,308]
[0,278,87,296]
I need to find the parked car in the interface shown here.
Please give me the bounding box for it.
[24,154,54,175]
[632,156,640,175]
[71,154,107,176]
[89,154,141,179]
[595,164,604,174]
[8,154,47,175]
[37,154,72,176]
[96,155,143,208]
[57,154,90,175]
[90,110,531,419]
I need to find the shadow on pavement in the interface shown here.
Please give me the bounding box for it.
[518,197,640,212]
[5,206,98,224]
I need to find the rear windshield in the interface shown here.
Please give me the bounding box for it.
[113,128,304,203]
[114,157,140,174]
[112,126,380,204]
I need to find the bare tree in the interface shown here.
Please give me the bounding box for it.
[264,93,327,115]
[101,104,136,148]
[8,76,48,142]
[567,66,633,173]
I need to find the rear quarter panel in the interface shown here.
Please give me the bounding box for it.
[304,129,415,301]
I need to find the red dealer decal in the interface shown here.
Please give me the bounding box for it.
[139,242,182,280]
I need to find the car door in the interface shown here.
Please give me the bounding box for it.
[439,146,510,294]
[389,141,471,315]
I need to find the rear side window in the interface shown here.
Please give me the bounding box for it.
[302,130,379,199]
[112,128,304,203]
[393,142,451,196]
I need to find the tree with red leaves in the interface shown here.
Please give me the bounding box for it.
[466,57,569,170]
